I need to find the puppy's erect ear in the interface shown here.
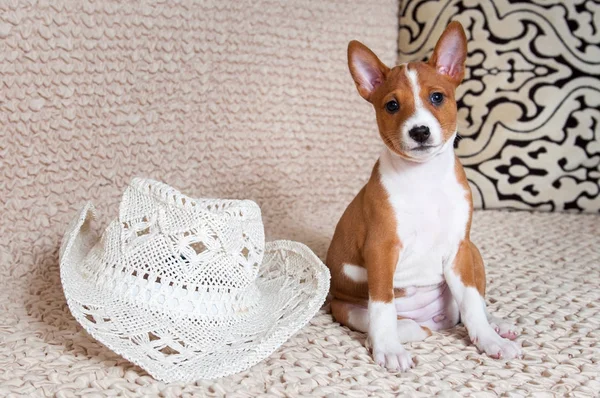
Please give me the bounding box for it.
[348,41,390,102]
[428,21,468,85]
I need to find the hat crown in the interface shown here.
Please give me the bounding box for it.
[86,178,265,315]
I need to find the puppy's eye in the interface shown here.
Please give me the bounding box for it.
[385,100,399,114]
[430,92,444,105]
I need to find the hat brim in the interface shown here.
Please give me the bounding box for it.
[60,205,330,382]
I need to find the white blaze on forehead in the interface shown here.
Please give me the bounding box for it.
[342,263,368,283]
[405,67,423,108]
[402,66,442,145]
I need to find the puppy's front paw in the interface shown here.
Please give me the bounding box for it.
[489,317,519,340]
[472,332,522,359]
[373,346,414,371]
[369,336,414,371]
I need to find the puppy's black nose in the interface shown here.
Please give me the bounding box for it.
[408,125,431,144]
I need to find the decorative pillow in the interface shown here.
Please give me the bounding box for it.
[398,0,600,212]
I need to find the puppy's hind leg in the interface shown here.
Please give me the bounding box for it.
[330,299,369,332]
[331,299,430,343]
[396,318,431,343]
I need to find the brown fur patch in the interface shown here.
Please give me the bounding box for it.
[452,156,486,296]
[470,241,486,296]
[331,289,368,307]
[454,156,473,237]
[451,241,473,288]
[452,240,484,296]
[326,185,369,304]
[326,161,401,304]
[330,299,351,327]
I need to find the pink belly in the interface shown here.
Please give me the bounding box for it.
[394,281,460,331]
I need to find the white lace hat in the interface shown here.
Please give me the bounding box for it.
[59,178,330,382]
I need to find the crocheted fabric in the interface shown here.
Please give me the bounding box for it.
[3,210,599,396]
[59,179,330,382]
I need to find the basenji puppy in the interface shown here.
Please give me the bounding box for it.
[326,22,521,371]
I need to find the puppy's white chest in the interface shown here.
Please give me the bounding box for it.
[395,190,456,247]
[379,149,470,288]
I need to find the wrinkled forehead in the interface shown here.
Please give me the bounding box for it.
[378,64,411,95]
[375,62,454,101]
[407,62,456,93]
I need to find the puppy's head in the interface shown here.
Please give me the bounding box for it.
[348,22,467,162]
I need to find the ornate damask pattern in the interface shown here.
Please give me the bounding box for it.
[399,0,600,212]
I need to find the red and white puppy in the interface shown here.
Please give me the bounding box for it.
[326,22,521,371]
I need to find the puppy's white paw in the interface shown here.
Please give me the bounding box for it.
[489,317,519,340]
[472,332,522,359]
[373,345,414,371]
[368,334,414,371]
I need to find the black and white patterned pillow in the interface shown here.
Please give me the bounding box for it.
[398,0,600,212]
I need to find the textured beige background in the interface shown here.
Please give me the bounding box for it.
[1,0,398,286]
